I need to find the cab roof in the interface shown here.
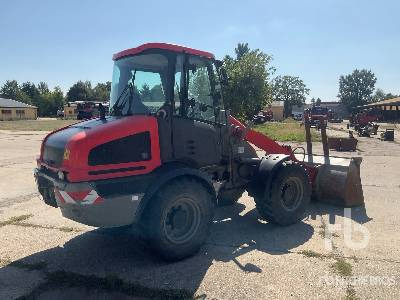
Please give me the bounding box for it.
[113,43,215,61]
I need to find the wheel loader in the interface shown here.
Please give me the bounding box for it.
[34,43,364,261]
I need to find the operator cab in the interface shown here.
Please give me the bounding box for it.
[110,43,229,167]
[110,44,225,124]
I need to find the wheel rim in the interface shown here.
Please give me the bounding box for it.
[279,176,304,212]
[163,196,201,244]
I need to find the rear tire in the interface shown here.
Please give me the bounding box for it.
[144,178,214,261]
[255,161,311,225]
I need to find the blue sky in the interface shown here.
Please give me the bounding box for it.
[0,0,399,102]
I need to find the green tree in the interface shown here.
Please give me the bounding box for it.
[140,84,152,101]
[189,68,210,101]
[235,42,250,60]
[37,82,50,95]
[338,69,377,109]
[223,43,274,120]
[21,82,39,98]
[67,80,93,102]
[1,80,65,116]
[51,86,65,111]
[372,88,398,102]
[1,80,19,99]
[17,90,32,104]
[316,97,322,106]
[150,84,164,101]
[272,75,310,117]
[93,82,111,102]
[0,80,31,104]
[384,93,398,100]
[21,82,41,107]
[37,86,64,116]
[373,88,385,102]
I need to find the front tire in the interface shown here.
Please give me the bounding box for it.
[255,161,311,225]
[144,178,214,261]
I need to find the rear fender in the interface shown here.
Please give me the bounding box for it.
[135,164,216,220]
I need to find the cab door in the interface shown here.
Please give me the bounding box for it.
[171,54,224,167]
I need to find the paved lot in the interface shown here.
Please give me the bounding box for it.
[0,123,400,299]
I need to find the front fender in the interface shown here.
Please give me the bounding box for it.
[134,164,216,220]
[247,154,290,197]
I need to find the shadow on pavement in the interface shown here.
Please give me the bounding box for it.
[1,200,372,298]
[307,201,373,225]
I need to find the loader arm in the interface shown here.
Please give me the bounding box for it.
[229,115,293,157]
[228,115,364,207]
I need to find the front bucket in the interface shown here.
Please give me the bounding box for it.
[313,157,364,207]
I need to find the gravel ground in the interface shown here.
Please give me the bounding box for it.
[0,122,399,299]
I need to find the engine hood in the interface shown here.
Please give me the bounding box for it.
[40,116,161,182]
[42,117,118,168]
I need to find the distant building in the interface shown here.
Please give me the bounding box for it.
[63,102,78,118]
[292,104,311,118]
[0,98,37,121]
[358,97,400,121]
[265,101,284,121]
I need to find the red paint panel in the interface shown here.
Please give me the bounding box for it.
[68,190,90,201]
[93,198,103,205]
[61,116,161,182]
[113,43,215,60]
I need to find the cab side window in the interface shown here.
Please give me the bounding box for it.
[187,56,215,122]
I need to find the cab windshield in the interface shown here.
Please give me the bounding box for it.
[110,54,168,116]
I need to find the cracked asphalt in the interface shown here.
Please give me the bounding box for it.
[0,123,400,299]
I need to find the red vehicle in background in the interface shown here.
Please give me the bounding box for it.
[77,102,109,120]
[77,102,97,120]
[252,109,273,124]
[350,109,381,128]
[305,106,329,127]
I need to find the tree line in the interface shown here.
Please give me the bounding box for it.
[223,43,398,119]
[0,80,111,117]
[337,69,398,110]
[0,43,310,119]
[0,43,397,118]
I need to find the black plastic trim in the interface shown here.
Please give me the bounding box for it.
[88,166,146,175]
